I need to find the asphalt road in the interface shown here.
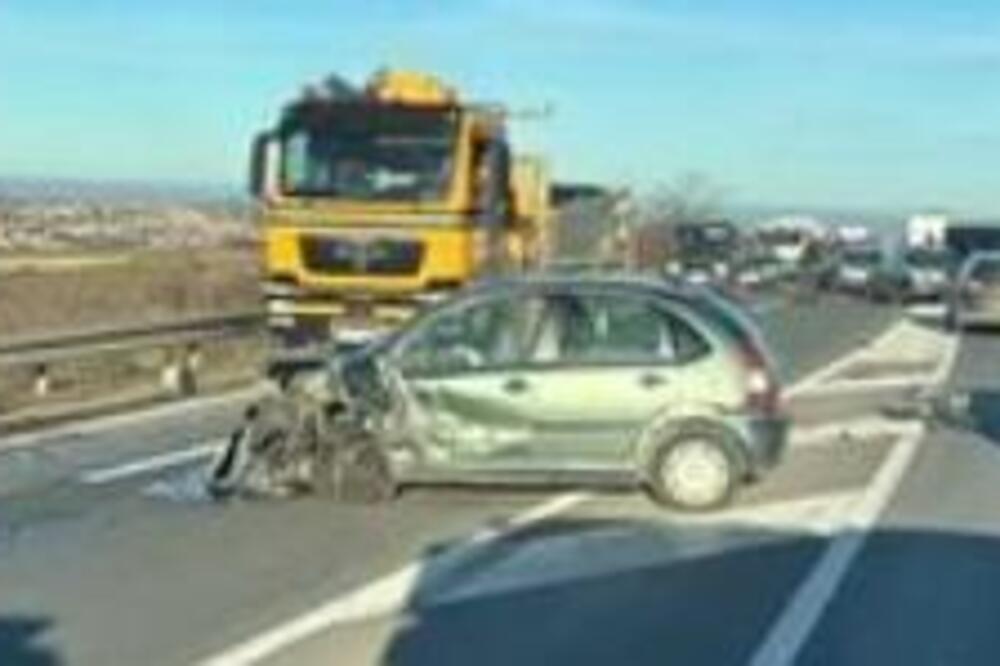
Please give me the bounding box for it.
[0,295,906,666]
[795,327,1000,666]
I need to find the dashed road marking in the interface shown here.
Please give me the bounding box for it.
[0,385,262,454]
[79,440,225,485]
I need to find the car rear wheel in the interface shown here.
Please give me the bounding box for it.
[647,432,738,511]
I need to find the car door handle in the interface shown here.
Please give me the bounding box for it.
[639,373,667,389]
[502,377,530,395]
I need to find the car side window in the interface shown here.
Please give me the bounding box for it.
[397,295,543,377]
[971,259,1000,284]
[526,292,709,366]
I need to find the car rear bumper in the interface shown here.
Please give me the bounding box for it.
[733,414,790,473]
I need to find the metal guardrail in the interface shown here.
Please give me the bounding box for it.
[0,312,264,367]
[0,311,266,400]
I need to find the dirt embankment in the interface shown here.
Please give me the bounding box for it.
[0,246,261,340]
[0,246,267,426]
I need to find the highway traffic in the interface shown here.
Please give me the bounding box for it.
[6,5,1000,665]
[6,292,985,666]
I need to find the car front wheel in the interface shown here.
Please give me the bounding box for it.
[647,431,739,511]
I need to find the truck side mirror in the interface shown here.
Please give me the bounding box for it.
[476,138,512,227]
[249,132,278,198]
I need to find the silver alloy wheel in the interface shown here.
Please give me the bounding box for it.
[659,438,733,509]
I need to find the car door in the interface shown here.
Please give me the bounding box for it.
[508,288,712,466]
[391,291,546,468]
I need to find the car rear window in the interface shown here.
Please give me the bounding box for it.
[681,290,775,367]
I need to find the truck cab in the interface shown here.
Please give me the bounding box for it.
[251,70,546,350]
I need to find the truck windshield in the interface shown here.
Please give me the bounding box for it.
[281,106,458,202]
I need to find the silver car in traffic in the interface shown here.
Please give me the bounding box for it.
[949,252,1000,330]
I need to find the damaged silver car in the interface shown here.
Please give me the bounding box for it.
[210,275,789,511]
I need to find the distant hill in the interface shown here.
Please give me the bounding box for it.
[0,176,247,207]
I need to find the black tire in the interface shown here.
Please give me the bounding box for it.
[645,428,740,512]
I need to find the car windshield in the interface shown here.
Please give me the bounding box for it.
[281,105,458,202]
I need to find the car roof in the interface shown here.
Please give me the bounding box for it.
[366,270,763,360]
[465,272,759,335]
[467,271,706,301]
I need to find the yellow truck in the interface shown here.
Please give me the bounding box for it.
[249,69,551,349]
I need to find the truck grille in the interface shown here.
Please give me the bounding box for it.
[301,237,424,276]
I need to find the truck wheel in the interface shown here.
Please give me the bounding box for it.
[313,426,397,504]
[646,430,739,511]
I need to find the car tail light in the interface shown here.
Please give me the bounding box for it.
[740,342,781,414]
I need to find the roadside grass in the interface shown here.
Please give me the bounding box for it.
[0,246,261,339]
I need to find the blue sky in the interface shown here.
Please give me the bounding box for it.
[2,0,999,214]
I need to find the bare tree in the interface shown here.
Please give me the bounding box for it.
[629,172,728,269]
[640,171,726,228]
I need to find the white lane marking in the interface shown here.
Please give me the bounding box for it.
[795,375,930,395]
[790,416,915,449]
[747,424,922,666]
[79,440,225,485]
[197,492,590,666]
[748,330,959,666]
[0,384,263,453]
[667,490,862,535]
[433,490,864,609]
[786,320,906,398]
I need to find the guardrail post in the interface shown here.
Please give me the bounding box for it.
[33,364,51,398]
[161,346,198,398]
